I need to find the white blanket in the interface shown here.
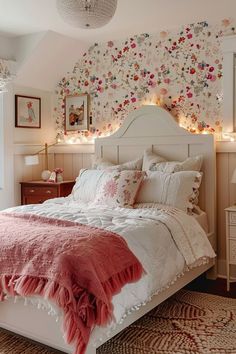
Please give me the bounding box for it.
[6,199,215,345]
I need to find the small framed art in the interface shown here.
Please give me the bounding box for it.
[15,95,41,128]
[65,94,89,132]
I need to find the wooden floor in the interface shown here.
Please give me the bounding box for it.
[186,274,236,298]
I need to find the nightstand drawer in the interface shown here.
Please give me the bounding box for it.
[230,240,236,264]
[229,212,236,225]
[229,226,236,239]
[20,181,75,205]
[24,186,57,197]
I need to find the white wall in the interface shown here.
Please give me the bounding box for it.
[0,86,15,210]
[0,35,15,60]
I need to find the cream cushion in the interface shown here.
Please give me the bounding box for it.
[136,170,202,213]
[142,149,203,172]
[92,156,143,171]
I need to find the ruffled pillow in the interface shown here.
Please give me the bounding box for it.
[136,170,202,213]
[142,149,166,171]
[142,149,203,172]
[93,170,146,208]
[92,157,114,170]
[92,156,143,171]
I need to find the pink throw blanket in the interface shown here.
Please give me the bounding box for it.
[0,212,143,354]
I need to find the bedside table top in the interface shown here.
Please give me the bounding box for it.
[225,205,236,212]
[20,180,75,186]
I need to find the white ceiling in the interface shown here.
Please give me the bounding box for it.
[1,0,236,42]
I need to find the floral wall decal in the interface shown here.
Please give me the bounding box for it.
[55,19,236,140]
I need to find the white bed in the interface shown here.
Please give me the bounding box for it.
[0,106,216,354]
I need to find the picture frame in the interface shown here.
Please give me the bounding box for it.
[15,95,41,129]
[65,94,89,132]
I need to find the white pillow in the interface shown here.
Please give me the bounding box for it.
[142,150,166,171]
[92,157,114,170]
[71,169,105,203]
[142,149,203,172]
[136,170,202,213]
[92,156,143,171]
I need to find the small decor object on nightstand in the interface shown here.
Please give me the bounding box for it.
[225,206,236,291]
[54,168,64,182]
[48,171,57,183]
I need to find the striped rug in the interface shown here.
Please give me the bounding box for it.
[0,290,236,354]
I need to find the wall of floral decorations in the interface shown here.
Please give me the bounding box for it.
[55,18,236,141]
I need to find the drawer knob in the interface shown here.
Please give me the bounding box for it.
[29,189,35,193]
[46,190,52,194]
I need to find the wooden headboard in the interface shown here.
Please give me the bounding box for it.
[95,105,216,236]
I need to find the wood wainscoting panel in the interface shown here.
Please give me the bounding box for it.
[216,151,236,278]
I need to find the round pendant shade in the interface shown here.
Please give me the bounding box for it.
[56,0,117,29]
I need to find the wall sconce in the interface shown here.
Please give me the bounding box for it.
[24,142,58,181]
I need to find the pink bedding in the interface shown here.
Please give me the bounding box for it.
[0,212,143,354]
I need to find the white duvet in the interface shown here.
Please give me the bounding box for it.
[5,198,215,346]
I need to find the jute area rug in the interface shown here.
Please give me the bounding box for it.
[0,290,236,354]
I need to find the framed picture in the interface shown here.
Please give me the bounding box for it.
[65,94,89,132]
[15,95,41,128]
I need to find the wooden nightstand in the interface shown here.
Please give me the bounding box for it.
[20,180,75,205]
[225,206,236,291]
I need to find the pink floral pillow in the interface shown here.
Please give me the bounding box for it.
[93,170,146,208]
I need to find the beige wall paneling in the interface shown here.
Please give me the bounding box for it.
[119,145,149,163]
[102,145,118,164]
[216,151,236,277]
[216,153,228,262]
[153,144,189,161]
[61,154,73,180]
[82,153,94,170]
[72,154,83,179]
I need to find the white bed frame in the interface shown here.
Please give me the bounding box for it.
[0,106,216,354]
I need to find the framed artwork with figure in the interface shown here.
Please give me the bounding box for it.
[65,94,89,132]
[15,95,41,128]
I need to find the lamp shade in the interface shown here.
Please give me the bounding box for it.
[24,155,39,166]
[231,168,236,183]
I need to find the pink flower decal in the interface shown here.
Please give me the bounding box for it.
[103,179,118,198]
[160,88,168,96]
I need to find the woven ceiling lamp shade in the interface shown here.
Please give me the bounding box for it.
[56,0,118,29]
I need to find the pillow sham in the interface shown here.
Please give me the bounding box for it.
[71,169,104,204]
[142,149,203,172]
[142,150,166,171]
[136,170,202,213]
[92,156,143,171]
[92,157,114,170]
[93,170,146,208]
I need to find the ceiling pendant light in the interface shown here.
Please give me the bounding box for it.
[56,0,118,29]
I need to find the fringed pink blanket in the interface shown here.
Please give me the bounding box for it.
[0,212,143,354]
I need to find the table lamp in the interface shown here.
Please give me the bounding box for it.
[24,142,57,181]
